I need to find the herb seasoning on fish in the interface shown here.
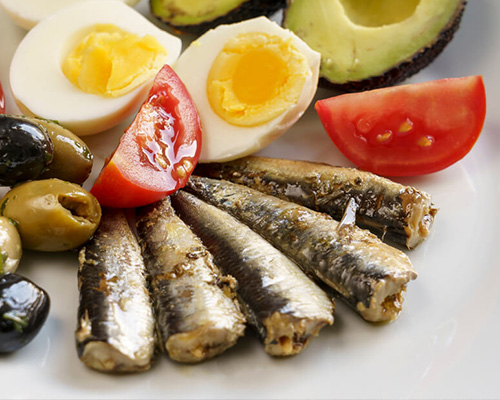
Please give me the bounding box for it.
[136,197,246,363]
[76,208,155,373]
[172,191,334,356]
[195,156,438,249]
[186,176,418,323]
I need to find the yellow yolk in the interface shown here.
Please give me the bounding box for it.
[207,32,310,127]
[62,24,167,97]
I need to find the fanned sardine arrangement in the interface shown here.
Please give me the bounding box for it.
[76,208,155,373]
[195,156,438,249]
[186,176,418,323]
[75,157,435,371]
[171,191,334,356]
[136,198,246,363]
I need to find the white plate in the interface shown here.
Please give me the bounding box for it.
[1,1,499,399]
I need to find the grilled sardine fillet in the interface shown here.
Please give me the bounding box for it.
[172,191,334,356]
[195,156,437,249]
[76,208,155,373]
[136,197,246,363]
[186,176,417,323]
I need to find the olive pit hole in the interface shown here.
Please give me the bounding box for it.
[58,194,92,222]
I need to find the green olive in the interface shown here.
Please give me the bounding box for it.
[19,117,93,185]
[0,216,22,274]
[0,179,101,252]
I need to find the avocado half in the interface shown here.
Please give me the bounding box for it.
[283,0,466,91]
[150,0,286,35]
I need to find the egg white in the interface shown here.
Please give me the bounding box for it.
[173,16,320,163]
[0,0,141,30]
[9,0,181,136]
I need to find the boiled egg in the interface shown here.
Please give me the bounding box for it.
[10,0,181,136]
[173,16,320,163]
[0,0,141,30]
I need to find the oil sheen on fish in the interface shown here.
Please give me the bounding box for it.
[136,197,245,363]
[186,176,417,323]
[195,156,438,249]
[76,208,155,373]
[171,190,334,356]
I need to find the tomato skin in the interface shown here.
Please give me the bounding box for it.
[91,65,202,208]
[0,82,5,113]
[315,76,487,176]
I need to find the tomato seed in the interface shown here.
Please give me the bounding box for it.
[398,119,414,134]
[417,136,434,147]
[155,153,169,169]
[176,165,187,178]
[376,131,393,143]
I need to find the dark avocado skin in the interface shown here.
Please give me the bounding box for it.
[151,0,287,35]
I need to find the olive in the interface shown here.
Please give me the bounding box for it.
[0,179,101,252]
[0,115,53,186]
[24,117,93,185]
[0,273,50,353]
[0,216,22,274]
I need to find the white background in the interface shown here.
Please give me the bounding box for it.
[0,1,499,399]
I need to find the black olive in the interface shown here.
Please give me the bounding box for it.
[0,273,50,353]
[0,115,54,186]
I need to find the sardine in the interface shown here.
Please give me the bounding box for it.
[76,208,155,373]
[186,176,417,323]
[172,191,334,356]
[136,197,246,363]
[195,156,438,249]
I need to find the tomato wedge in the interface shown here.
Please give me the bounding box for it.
[315,76,486,176]
[91,65,202,208]
[0,82,5,113]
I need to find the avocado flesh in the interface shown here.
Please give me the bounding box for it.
[283,0,466,91]
[151,0,286,35]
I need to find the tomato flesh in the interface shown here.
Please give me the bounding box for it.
[0,82,5,113]
[91,65,202,208]
[315,76,486,176]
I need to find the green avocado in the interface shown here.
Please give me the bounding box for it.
[283,0,466,91]
[150,0,286,35]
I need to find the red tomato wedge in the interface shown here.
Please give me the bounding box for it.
[315,76,486,176]
[91,65,202,208]
[0,82,5,113]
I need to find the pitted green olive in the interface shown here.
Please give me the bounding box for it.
[0,216,22,274]
[0,179,101,252]
[19,117,93,185]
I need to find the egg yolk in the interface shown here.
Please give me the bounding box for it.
[62,24,166,98]
[207,32,310,127]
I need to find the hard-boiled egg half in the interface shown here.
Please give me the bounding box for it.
[173,16,320,163]
[10,0,181,136]
[0,0,141,30]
